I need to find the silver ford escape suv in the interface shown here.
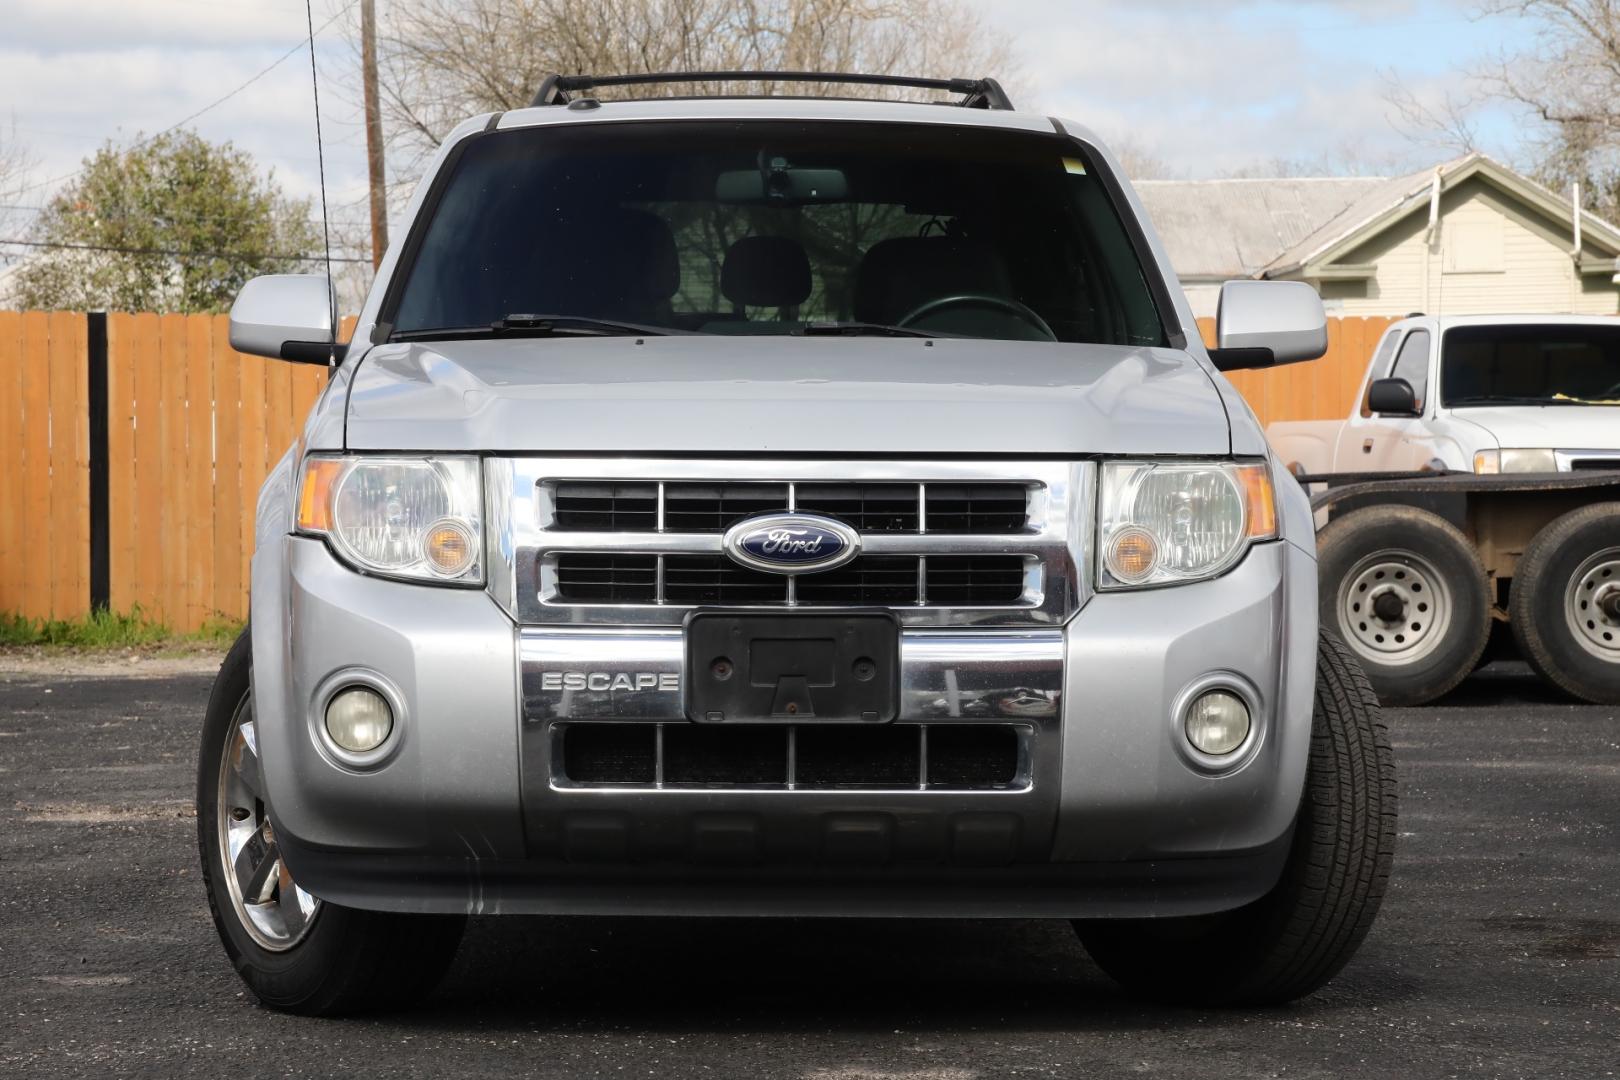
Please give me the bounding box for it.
[198,71,1395,1014]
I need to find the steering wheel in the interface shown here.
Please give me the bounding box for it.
[895,294,1058,341]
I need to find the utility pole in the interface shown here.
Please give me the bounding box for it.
[360,0,388,268]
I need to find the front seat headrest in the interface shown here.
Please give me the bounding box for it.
[721,235,812,308]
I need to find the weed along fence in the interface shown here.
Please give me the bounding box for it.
[2,311,1384,632]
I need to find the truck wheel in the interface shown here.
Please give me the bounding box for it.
[1508,503,1620,705]
[1073,631,1396,1006]
[197,629,465,1015]
[1316,505,1490,705]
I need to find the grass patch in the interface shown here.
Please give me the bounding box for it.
[0,608,241,650]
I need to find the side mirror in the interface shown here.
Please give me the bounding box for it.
[1367,377,1420,416]
[228,274,344,365]
[1208,280,1328,371]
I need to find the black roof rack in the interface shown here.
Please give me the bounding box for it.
[529,71,1014,111]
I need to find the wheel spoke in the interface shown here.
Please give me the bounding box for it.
[280,885,314,941]
[234,833,281,904]
[233,718,264,799]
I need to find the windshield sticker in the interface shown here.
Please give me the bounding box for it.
[1062,157,1088,175]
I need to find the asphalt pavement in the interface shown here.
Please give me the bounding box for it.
[0,660,1615,1079]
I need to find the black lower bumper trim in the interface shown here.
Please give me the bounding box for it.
[277,829,1292,920]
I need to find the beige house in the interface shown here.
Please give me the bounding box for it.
[1136,153,1620,319]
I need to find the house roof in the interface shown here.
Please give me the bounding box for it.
[1135,176,1386,280]
[1137,152,1620,283]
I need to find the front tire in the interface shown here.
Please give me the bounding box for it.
[1509,503,1620,705]
[197,629,465,1015]
[1073,632,1397,1006]
[1316,505,1491,705]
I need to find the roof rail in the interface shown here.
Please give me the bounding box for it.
[529,71,1014,111]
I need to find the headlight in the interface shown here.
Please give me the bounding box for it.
[1473,448,1558,474]
[1098,460,1277,589]
[296,455,483,584]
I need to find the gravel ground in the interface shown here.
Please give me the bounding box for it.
[0,661,1614,1079]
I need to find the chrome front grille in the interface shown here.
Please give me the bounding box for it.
[552,480,1031,534]
[554,552,1028,607]
[489,458,1091,627]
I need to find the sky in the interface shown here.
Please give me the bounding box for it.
[0,0,1539,264]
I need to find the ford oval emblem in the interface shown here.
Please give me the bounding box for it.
[723,513,860,575]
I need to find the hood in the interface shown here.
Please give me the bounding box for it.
[1446,405,1620,452]
[342,336,1232,455]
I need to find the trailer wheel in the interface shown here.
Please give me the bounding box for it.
[1509,503,1620,705]
[1317,505,1490,706]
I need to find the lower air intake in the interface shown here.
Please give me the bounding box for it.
[556,723,1024,790]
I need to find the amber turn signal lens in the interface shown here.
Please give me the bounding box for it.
[1106,526,1159,583]
[1236,463,1277,540]
[297,458,344,533]
[422,519,475,576]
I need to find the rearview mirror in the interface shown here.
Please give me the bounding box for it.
[716,160,849,204]
[229,274,342,365]
[1367,377,1420,416]
[1208,280,1328,371]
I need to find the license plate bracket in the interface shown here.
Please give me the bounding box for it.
[684,612,899,724]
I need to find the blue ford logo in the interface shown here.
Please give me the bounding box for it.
[723,513,860,575]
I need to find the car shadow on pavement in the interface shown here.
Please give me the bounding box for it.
[1424,662,1574,709]
[392,914,1421,1036]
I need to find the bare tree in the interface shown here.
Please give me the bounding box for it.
[0,122,38,274]
[1106,136,1177,181]
[1479,1,1620,138]
[1475,0,1620,217]
[1382,74,1482,157]
[376,0,1013,179]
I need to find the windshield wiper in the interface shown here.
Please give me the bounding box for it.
[393,314,681,342]
[1447,395,1586,407]
[795,321,940,339]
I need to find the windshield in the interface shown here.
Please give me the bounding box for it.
[386,120,1167,346]
[1442,324,1620,406]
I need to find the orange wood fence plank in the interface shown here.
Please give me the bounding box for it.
[157,314,190,627]
[19,314,51,620]
[106,314,139,614]
[211,314,243,623]
[265,360,293,475]
[47,312,87,619]
[0,313,21,615]
[131,313,164,620]
[184,316,216,632]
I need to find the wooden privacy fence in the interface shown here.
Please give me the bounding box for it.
[1,311,328,630]
[1204,316,1395,425]
[1,311,1386,631]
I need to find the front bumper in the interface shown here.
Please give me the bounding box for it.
[255,535,1317,917]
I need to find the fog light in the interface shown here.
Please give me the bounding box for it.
[324,686,393,754]
[1185,689,1250,756]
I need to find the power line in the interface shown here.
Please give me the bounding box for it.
[0,201,373,227]
[11,1,357,199]
[0,236,371,264]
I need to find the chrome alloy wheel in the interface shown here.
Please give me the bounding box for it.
[1338,549,1453,666]
[217,695,320,951]
[1565,547,1620,662]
